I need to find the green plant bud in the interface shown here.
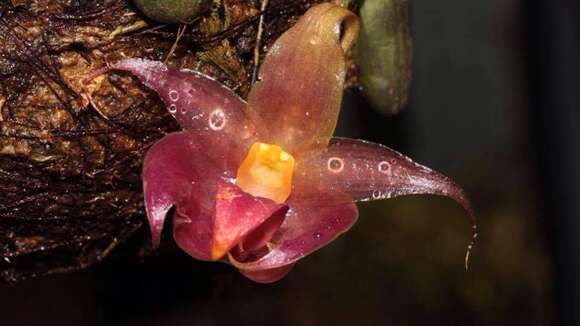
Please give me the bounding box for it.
[354,0,412,115]
[133,0,209,24]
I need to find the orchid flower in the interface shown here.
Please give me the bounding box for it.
[87,3,476,283]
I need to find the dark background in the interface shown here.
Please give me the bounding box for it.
[1,0,578,325]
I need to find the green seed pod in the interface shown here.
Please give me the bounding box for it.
[354,0,412,115]
[133,0,209,24]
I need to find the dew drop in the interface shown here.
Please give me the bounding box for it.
[378,161,392,174]
[168,104,177,114]
[168,90,179,102]
[209,109,226,130]
[372,190,382,199]
[313,232,322,240]
[327,157,344,173]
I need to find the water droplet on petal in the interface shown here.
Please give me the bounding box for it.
[327,157,344,173]
[209,108,226,130]
[168,104,177,114]
[372,190,382,199]
[313,232,322,239]
[168,90,179,102]
[378,161,392,175]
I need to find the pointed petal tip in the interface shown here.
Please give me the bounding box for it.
[464,222,478,271]
[439,182,478,270]
[149,232,162,250]
[109,57,168,73]
[413,173,479,271]
[83,58,162,81]
[428,176,478,271]
[144,199,173,250]
[83,58,168,89]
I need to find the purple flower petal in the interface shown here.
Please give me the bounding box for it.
[292,137,477,266]
[228,193,358,271]
[143,131,253,255]
[294,137,474,216]
[246,4,360,154]
[87,58,258,140]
